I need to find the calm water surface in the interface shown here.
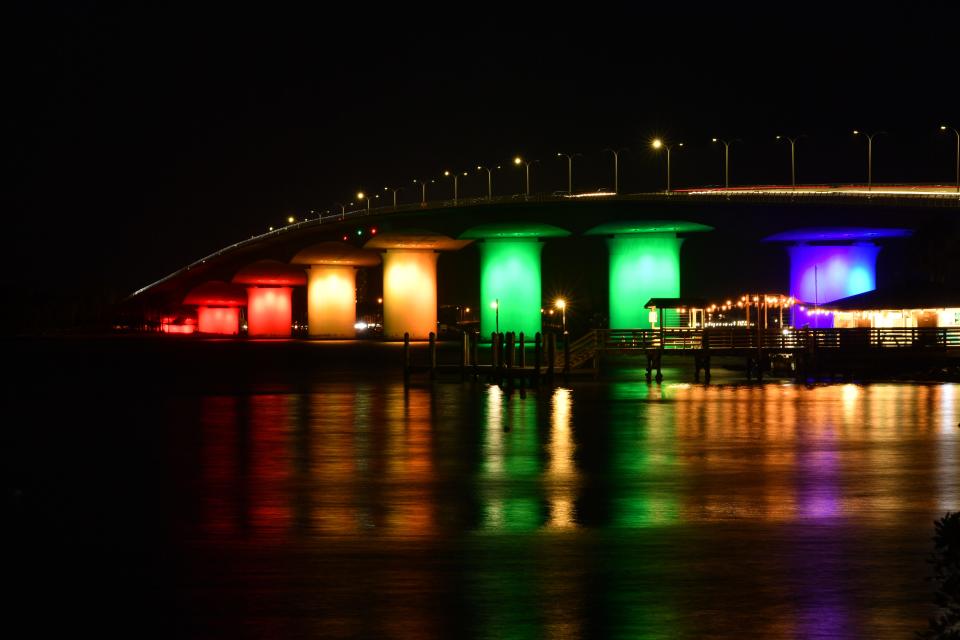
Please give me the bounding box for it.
[6,340,959,638]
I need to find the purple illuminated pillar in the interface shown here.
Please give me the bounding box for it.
[787,242,880,328]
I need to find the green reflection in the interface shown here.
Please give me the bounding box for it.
[609,383,680,527]
[480,387,543,531]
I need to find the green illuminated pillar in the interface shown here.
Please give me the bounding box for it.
[608,234,683,329]
[478,239,544,337]
[587,221,713,330]
[461,222,570,339]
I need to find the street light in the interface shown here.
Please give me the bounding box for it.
[853,130,886,191]
[775,135,806,190]
[555,298,567,334]
[383,185,402,208]
[443,170,468,204]
[356,191,379,212]
[603,147,628,194]
[412,178,434,204]
[941,125,960,193]
[556,152,582,194]
[476,165,501,200]
[513,156,538,197]
[651,138,683,193]
[711,138,741,188]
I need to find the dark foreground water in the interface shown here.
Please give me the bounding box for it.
[5,338,959,638]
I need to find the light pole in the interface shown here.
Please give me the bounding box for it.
[443,170,468,204]
[334,202,347,219]
[384,186,402,208]
[476,165,500,200]
[853,130,886,191]
[603,147,627,194]
[556,152,581,194]
[651,139,682,193]
[513,156,538,197]
[555,298,567,335]
[775,135,805,190]
[491,299,499,334]
[412,178,434,204]
[356,191,379,212]
[711,138,741,188]
[941,125,960,193]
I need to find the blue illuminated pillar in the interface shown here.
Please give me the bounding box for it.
[787,242,880,328]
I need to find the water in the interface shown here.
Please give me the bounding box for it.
[6,338,959,638]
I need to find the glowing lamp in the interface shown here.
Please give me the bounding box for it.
[586,220,713,329]
[290,242,380,338]
[183,281,247,335]
[461,222,570,338]
[764,227,911,328]
[365,230,472,339]
[233,260,307,337]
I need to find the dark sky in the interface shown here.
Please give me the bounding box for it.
[5,3,959,327]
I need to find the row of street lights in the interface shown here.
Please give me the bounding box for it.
[652,126,959,193]
[298,125,959,225]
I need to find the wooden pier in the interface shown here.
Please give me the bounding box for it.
[404,326,960,383]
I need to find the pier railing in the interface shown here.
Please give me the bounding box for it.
[593,327,960,355]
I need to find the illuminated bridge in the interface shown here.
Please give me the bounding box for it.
[127,188,960,340]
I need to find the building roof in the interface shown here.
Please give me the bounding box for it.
[585,220,714,236]
[459,222,571,239]
[763,227,911,243]
[232,259,307,286]
[645,297,708,309]
[183,281,247,306]
[364,229,472,251]
[290,242,381,266]
[828,282,960,310]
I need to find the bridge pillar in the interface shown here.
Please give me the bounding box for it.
[365,231,472,340]
[232,260,307,337]
[290,242,381,338]
[586,221,713,330]
[460,223,570,339]
[763,227,911,329]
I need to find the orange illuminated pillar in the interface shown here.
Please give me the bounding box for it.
[365,231,471,340]
[290,242,380,338]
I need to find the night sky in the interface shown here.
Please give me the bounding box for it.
[6,4,959,331]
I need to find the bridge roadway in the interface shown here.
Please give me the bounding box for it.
[129,186,959,304]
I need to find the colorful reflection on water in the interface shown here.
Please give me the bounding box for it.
[188,381,959,638]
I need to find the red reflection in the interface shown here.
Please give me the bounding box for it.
[249,394,293,532]
[247,286,293,337]
[197,306,240,335]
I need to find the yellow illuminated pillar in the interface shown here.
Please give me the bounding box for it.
[365,231,471,341]
[306,266,358,337]
[382,249,440,340]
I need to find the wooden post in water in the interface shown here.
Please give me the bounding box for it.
[428,331,437,380]
[547,332,556,384]
[534,332,542,386]
[518,332,526,368]
[471,331,479,379]
[505,332,515,388]
[702,328,711,383]
[403,332,410,384]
